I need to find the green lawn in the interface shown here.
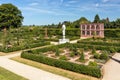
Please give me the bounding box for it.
[0,67,27,80]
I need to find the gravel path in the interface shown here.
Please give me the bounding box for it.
[0,40,80,80]
[0,52,70,80]
[102,53,120,80]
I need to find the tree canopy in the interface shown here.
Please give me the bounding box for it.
[93,14,100,23]
[0,3,23,29]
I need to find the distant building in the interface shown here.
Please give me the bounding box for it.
[80,23,104,38]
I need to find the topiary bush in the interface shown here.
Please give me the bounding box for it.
[79,51,85,62]
[99,53,109,60]
[88,61,98,67]
[92,48,96,54]
[70,52,75,57]
[59,55,67,61]
[55,48,60,56]
[94,53,100,59]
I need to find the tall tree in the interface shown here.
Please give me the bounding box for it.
[73,17,89,28]
[0,3,24,30]
[57,22,62,28]
[79,17,89,24]
[115,18,120,28]
[93,14,100,23]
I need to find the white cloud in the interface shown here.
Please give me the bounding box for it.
[102,0,109,3]
[95,3,99,7]
[29,2,39,6]
[68,1,78,4]
[21,7,55,14]
[101,4,120,7]
[20,7,75,16]
[60,0,64,4]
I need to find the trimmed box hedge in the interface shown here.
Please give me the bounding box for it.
[0,41,50,53]
[21,52,101,78]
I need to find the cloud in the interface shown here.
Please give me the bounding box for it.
[60,0,64,4]
[95,3,99,7]
[102,0,109,3]
[101,4,120,7]
[21,7,55,14]
[68,0,78,4]
[20,6,75,16]
[29,2,39,6]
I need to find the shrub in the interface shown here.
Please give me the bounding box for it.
[88,61,98,67]
[94,53,100,59]
[109,48,116,53]
[92,48,96,54]
[21,52,101,78]
[59,55,67,61]
[79,51,85,62]
[55,48,60,56]
[100,53,109,60]
[70,52,75,57]
[0,41,50,53]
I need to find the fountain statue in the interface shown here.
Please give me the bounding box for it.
[59,24,69,44]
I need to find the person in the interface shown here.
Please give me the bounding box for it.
[62,24,66,36]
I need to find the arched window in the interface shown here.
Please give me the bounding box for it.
[91,31,95,35]
[96,25,100,30]
[87,31,90,35]
[91,25,95,30]
[82,25,85,30]
[96,31,100,35]
[82,31,85,35]
[87,25,90,30]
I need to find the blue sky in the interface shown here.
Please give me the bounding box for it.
[0,0,120,25]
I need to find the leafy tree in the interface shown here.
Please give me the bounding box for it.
[106,17,109,23]
[100,18,110,28]
[93,14,100,23]
[115,18,120,28]
[57,22,62,28]
[79,17,90,24]
[73,17,89,28]
[0,3,23,30]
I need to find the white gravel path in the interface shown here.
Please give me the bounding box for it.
[0,52,70,80]
[102,53,120,80]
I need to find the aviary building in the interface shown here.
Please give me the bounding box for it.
[80,23,104,38]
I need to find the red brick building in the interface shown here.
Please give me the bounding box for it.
[80,23,104,38]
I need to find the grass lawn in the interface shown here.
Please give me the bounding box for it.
[11,56,100,80]
[0,67,27,80]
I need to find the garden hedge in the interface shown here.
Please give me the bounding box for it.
[77,41,120,47]
[21,52,101,78]
[0,41,50,53]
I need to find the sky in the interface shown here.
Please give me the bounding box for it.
[0,0,120,25]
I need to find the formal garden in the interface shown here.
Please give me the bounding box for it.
[0,27,81,53]
[0,3,120,80]
[20,34,120,78]
[0,25,120,78]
